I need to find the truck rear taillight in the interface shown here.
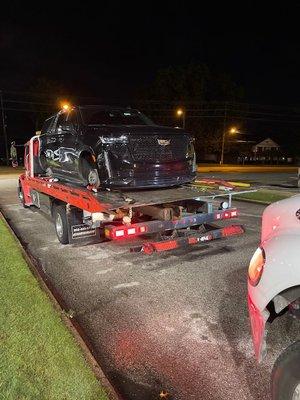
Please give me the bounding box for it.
[115,229,125,237]
[248,247,265,286]
[105,225,148,240]
[215,209,238,220]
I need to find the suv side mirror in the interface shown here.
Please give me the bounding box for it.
[60,122,75,132]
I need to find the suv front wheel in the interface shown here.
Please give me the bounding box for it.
[79,155,100,188]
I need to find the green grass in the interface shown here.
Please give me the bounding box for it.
[0,218,109,400]
[234,190,291,204]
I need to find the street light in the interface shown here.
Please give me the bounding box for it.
[220,126,239,165]
[229,127,238,135]
[176,108,185,129]
[62,103,70,111]
[60,101,71,111]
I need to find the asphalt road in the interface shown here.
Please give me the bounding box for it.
[1,177,299,400]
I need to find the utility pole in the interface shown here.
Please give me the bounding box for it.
[0,91,9,165]
[220,102,227,165]
[182,111,186,129]
[176,108,186,129]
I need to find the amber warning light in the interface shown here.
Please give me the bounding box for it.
[248,247,265,286]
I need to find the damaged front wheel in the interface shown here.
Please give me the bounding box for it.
[80,156,100,188]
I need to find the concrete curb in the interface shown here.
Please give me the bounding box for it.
[0,211,121,400]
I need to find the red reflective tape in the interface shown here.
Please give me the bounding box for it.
[32,139,40,156]
[115,229,125,238]
[188,237,198,245]
[143,243,155,255]
[105,224,144,240]
[152,240,179,252]
[222,225,244,237]
[248,295,267,361]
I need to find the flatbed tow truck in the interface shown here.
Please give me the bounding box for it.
[18,136,251,254]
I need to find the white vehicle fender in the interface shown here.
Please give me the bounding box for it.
[249,233,300,313]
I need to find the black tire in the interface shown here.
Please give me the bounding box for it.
[271,341,300,400]
[17,183,28,208]
[80,156,100,188]
[53,204,69,244]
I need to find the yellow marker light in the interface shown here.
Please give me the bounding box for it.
[229,127,238,134]
[248,247,265,286]
[176,108,184,116]
[62,104,70,111]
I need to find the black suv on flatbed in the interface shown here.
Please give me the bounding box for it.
[39,105,196,189]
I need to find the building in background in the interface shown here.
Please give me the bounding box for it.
[238,137,293,164]
[252,137,280,153]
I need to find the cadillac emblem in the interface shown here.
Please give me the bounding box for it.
[157,139,171,146]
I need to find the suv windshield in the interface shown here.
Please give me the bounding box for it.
[80,107,154,126]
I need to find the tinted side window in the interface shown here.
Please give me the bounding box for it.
[41,116,55,135]
[66,110,79,125]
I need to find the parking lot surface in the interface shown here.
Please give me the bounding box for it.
[1,177,299,400]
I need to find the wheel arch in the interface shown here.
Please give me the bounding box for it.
[271,284,300,315]
[78,148,96,176]
[253,234,300,315]
[78,147,96,161]
[50,197,66,217]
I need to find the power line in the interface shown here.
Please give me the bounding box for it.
[2,90,300,124]
[150,108,300,118]
[2,107,51,113]
[151,113,300,124]
[3,99,53,106]
[2,89,300,112]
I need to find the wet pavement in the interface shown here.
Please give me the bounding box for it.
[1,177,299,400]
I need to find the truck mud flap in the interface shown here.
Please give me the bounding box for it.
[66,206,102,245]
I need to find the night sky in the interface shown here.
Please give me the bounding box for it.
[1,1,300,104]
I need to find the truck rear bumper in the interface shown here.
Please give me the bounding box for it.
[131,224,245,254]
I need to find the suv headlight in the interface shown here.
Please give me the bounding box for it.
[100,135,128,144]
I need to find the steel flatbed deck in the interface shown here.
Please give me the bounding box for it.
[20,174,240,211]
